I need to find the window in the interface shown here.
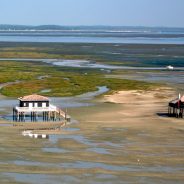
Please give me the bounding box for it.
[29,103,33,108]
[42,103,46,108]
[24,103,26,107]
[34,103,38,108]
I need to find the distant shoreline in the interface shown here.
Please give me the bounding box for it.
[0,24,184,31]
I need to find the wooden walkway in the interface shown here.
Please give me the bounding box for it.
[56,107,71,121]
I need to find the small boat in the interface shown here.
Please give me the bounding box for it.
[166,65,174,70]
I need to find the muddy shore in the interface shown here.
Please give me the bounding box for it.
[1,87,184,184]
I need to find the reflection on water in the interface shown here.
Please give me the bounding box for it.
[62,127,80,132]
[86,147,111,155]
[10,159,184,173]
[3,173,80,184]
[42,147,69,153]
[49,134,96,146]
[2,116,184,183]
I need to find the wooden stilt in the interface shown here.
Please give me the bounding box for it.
[43,112,44,121]
[31,112,32,122]
[48,112,50,121]
[54,112,56,121]
[13,109,14,121]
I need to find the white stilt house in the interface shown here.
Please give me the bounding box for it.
[13,94,70,122]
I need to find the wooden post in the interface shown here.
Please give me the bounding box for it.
[35,112,37,122]
[32,112,33,122]
[173,107,175,117]
[43,112,44,121]
[48,112,50,121]
[33,112,35,121]
[15,111,17,121]
[13,109,14,121]
[65,108,67,121]
[17,112,19,122]
[45,112,47,121]
[23,112,25,122]
[176,108,178,118]
[59,111,61,121]
[54,111,56,121]
[21,112,23,122]
[20,112,22,122]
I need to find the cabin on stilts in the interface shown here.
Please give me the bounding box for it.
[168,94,184,118]
[13,94,70,122]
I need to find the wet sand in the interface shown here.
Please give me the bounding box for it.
[67,87,184,183]
[1,87,184,184]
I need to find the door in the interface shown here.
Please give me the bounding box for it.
[29,103,33,109]
[42,103,46,108]
[34,103,38,108]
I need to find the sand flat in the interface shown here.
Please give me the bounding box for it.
[1,87,184,183]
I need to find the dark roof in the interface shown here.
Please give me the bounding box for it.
[18,94,49,102]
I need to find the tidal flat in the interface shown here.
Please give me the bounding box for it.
[0,42,184,183]
[1,88,184,184]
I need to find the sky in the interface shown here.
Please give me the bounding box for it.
[0,0,184,27]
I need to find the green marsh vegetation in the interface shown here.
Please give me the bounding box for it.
[0,42,165,97]
[0,60,157,97]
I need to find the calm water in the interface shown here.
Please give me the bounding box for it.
[1,28,184,44]
[1,35,184,44]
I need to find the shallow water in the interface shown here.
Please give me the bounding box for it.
[11,159,184,173]
[40,89,52,93]
[108,71,184,86]
[0,123,12,127]
[1,58,184,71]
[50,59,184,71]
[0,35,184,44]
[49,134,96,146]
[1,110,184,184]
[1,86,109,121]
[42,147,69,153]
[3,173,80,184]
[86,147,111,155]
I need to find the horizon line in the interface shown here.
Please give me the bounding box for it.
[0,24,184,29]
